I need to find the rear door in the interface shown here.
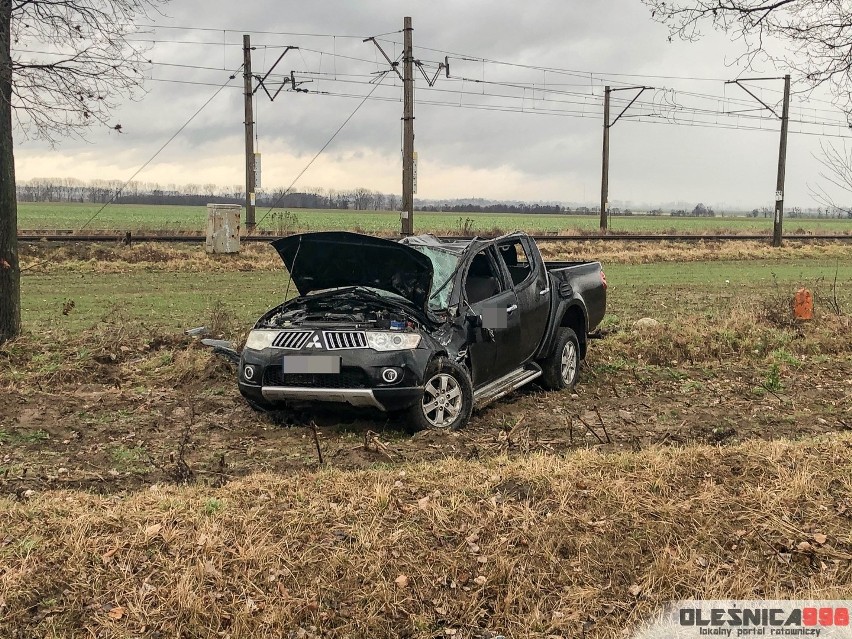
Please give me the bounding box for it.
[495,237,551,364]
[462,247,520,386]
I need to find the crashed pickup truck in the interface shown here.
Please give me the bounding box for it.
[238,231,606,430]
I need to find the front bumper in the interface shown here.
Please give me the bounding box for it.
[238,344,432,412]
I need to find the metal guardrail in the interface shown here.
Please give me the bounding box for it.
[16,231,852,243]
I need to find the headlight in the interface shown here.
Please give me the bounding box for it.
[245,330,278,351]
[366,331,421,351]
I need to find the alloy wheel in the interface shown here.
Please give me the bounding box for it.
[421,372,463,428]
[561,341,578,384]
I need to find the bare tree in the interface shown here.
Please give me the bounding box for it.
[352,187,373,211]
[0,0,164,343]
[642,0,852,114]
[808,141,852,218]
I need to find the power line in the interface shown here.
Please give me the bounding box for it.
[248,70,850,130]
[138,24,403,40]
[25,36,845,122]
[78,66,243,231]
[255,68,395,227]
[375,36,852,114]
[284,86,852,139]
[15,46,843,123]
[141,70,852,136]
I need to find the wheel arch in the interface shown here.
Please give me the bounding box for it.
[560,303,588,358]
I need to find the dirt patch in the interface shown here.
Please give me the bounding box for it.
[1,342,849,497]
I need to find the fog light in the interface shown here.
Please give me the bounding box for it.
[244,365,256,381]
[381,368,400,383]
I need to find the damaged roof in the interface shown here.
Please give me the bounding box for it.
[400,232,523,255]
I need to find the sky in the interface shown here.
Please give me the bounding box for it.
[12,0,852,210]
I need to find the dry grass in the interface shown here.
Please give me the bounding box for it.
[1,435,851,638]
[611,305,852,366]
[0,309,232,390]
[19,239,852,273]
[19,242,281,274]
[537,239,852,265]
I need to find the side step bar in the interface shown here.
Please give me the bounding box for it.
[473,364,542,409]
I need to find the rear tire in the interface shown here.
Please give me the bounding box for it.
[539,327,581,391]
[407,358,473,431]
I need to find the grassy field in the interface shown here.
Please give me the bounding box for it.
[19,252,852,333]
[2,240,851,638]
[17,201,852,234]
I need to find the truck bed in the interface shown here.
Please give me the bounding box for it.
[544,260,606,333]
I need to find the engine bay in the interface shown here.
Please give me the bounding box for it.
[258,292,419,331]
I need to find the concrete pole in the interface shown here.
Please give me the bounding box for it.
[599,86,611,232]
[401,17,415,236]
[243,35,256,231]
[772,74,791,247]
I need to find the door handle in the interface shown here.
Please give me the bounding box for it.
[539,287,551,296]
[506,304,518,313]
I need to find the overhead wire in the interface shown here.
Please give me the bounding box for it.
[254,65,397,227]
[241,67,851,130]
[24,35,843,123]
[138,24,403,39]
[77,64,243,231]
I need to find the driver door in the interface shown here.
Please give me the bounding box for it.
[463,247,520,386]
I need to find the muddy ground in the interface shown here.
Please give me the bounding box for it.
[2,345,850,496]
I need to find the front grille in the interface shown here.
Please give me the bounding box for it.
[272,331,314,349]
[263,367,370,389]
[324,331,367,350]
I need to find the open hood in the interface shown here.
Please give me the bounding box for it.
[272,232,434,311]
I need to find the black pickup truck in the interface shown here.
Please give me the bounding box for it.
[238,231,606,430]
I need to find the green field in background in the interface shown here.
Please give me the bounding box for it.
[17,201,852,234]
[21,258,852,334]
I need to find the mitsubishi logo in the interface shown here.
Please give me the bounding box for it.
[304,334,323,349]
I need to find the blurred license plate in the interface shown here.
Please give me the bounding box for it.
[281,355,341,374]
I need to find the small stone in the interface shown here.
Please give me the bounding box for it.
[633,317,661,331]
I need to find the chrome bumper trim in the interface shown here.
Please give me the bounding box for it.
[261,386,385,410]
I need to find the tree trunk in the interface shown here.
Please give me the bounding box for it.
[0,0,19,343]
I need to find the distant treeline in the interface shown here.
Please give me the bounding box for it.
[14,177,851,218]
[416,203,640,216]
[15,179,394,210]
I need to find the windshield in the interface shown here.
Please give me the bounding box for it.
[410,245,461,310]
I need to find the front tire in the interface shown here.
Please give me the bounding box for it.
[407,358,473,431]
[539,327,581,391]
